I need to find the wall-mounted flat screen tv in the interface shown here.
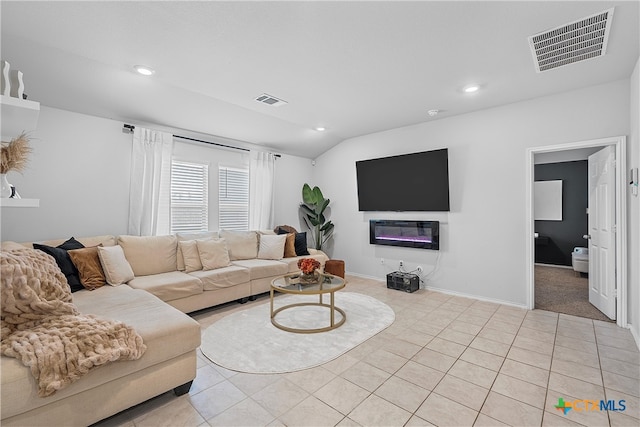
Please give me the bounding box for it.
[356,148,450,211]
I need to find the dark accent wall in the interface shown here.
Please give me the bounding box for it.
[535,160,588,266]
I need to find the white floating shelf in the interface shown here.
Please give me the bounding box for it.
[0,198,39,208]
[1,94,40,141]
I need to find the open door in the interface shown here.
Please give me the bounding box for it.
[587,146,616,320]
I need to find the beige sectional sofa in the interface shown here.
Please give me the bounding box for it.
[1,230,328,426]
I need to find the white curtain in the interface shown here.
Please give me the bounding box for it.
[249,151,275,230]
[128,127,173,236]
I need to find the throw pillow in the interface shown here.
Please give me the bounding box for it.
[68,246,106,290]
[176,231,218,271]
[218,230,258,260]
[294,232,310,256]
[258,234,287,260]
[97,245,135,286]
[33,237,85,292]
[197,238,231,271]
[283,233,297,258]
[178,240,203,273]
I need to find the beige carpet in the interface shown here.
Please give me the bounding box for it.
[535,265,613,322]
[200,292,395,373]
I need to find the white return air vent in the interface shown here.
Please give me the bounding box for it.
[528,8,614,73]
[255,93,288,107]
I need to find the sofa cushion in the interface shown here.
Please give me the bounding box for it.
[258,234,286,260]
[33,238,85,292]
[34,235,118,249]
[188,265,250,291]
[196,238,231,270]
[118,235,178,276]
[283,233,297,258]
[1,285,200,420]
[178,240,203,273]
[219,230,258,260]
[294,232,311,256]
[98,245,135,286]
[176,231,218,271]
[231,259,288,280]
[68,246,106,290]
[127,271,203,302]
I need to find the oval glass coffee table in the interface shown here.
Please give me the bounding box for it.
[270,271,346,333]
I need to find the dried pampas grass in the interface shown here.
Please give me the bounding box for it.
[1,133,32,174]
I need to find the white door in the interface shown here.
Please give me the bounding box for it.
[588,146,616,320]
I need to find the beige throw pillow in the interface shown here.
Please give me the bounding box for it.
[176,231,218,271]
[178,240,203,273]
[258,234,287,260]
[98,245,135,286]
[117,235,177,276]
[219,230,258,260]
[197,238,231,271]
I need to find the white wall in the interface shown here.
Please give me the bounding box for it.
[1,105,313,242]
[1,106,131,242]
[313,79,631,306]
[273,155,314,232]
[628,56,640,347]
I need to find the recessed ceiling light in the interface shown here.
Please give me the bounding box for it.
[134,65,155,76]
[427,109,439,117]
[315,127,326,132]
[463,84,480,93]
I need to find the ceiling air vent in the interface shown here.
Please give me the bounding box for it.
[255,93,288,107]
[528,8,614,73]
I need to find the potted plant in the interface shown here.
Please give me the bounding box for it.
[300,183,334,250]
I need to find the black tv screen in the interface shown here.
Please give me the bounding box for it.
[356,148,450,211]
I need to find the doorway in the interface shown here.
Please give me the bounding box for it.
[526,136,628,327]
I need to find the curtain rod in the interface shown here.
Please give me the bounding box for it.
[123,124,280,157]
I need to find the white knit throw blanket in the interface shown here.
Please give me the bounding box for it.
[1,248,146,397]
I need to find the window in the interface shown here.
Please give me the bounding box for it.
[170,160,209,233]
[219,166,249,231]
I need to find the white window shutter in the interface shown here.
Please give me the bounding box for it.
[170,161,209,233]
[219,166,249,231]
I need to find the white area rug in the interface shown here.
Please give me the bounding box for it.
[200,292,395,373]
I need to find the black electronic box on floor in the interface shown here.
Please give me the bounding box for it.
[386,271,420,293]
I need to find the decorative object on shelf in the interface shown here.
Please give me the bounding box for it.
[10,69,24,99]
[0,174,12,198]
[300,183,334,250]
[0,133,32,198]
[1,60,10,96]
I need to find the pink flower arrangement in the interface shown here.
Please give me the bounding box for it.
[297,258,320,275]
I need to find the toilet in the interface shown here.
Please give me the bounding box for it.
[572,247,589,274]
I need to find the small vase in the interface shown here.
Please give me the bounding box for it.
[1,60,10,96]
[10,70,24,99]
[300,270,319,283]
[0,174,12,198]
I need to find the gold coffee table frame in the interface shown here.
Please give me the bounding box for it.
[270,272,346,334]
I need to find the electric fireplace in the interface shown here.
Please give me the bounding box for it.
[369,220,440,250]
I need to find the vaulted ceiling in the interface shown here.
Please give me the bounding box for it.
[1,1,638,158]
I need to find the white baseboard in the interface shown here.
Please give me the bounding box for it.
[424,285,529,310]
[346,271,528,310]
[630,324,640,351]
[534,263,573,269]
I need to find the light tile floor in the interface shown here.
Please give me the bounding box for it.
[94,276,640,427]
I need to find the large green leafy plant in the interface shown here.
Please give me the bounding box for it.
[300,183,334,250]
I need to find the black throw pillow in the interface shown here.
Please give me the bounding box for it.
[294,232,310,256]
[33,237,85,292]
